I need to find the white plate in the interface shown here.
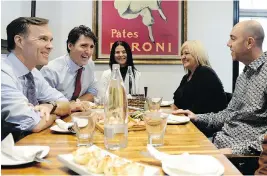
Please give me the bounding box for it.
[160,100,174,107]
[1,146,50,166]
[57,145,159,175]
[128,106,144,111]
[167,115,190,124]
[50,125,71,133]
[162,154,224,176]
[50,119,88,133]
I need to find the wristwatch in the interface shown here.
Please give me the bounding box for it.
[49,101,57,114]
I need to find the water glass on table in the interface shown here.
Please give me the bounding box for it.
[71,112,96,147]
[144,111,168,147]
[146,97,163,112]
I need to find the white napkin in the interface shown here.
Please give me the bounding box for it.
[88,101,96,106]
[1,134,45,162]
[55,119,73,130]
[56,119,88,131]
[147,144,223,175]
[147,144,171,161]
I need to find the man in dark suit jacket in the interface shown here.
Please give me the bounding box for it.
[255,135,267,175]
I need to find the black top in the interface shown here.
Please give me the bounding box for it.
[120,66,137,81]
[173,65,227,114]
[120,67,128,80]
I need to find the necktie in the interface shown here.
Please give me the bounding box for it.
[71,68,83,100]
[25,72,39,106]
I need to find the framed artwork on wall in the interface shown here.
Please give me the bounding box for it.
[92,0,187,64]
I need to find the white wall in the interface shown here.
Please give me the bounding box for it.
[187,1,233,93]
[35,1,93,60]
[1,1,31,39]
[1,0,234,99]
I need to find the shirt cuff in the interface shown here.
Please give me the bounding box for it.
[18,111,41,131]
[231,144,246,155]
[57,97,69,102]
[86,88,98,96]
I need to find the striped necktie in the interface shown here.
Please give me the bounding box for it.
[25,72,39,106]
[71,68,83,100]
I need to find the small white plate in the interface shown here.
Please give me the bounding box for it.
[57,145,159,175]
[50,119,88,133]
[167,114,190,124]
[162,154,224,176]
[161,100,174,107]
[1,146,50,166]
[50,125,71,133]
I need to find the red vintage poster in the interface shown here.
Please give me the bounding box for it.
[93,0,187,64]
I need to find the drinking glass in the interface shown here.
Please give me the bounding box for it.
[146,97,163,112]
[143,111,168,147]
[71,112,96,147]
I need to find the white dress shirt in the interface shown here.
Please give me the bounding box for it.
[98,68,141,99]
[1,53,67,131]
[40,54,98,100]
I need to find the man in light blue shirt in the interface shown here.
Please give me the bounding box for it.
[1,17,71,141]
[41,25,98,102]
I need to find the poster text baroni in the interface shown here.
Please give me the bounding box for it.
[110,29,172,52]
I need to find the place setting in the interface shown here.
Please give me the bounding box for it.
[143,144,225,176]
[50,108,104,134]
[1,134,50,166]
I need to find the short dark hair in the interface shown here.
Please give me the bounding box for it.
[66,25,98,53]
[109,41,136,72]
[6,17,49,52]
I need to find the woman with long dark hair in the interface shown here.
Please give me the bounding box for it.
[98,41,141,97]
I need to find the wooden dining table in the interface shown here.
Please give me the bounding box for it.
[1,114,242,175]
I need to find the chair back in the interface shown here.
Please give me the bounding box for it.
[225,92,232,105]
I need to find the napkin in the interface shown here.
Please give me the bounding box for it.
[1,134,47,162]
[147,144,223,175]
[55,119,73,130]
[88,101,96,107]
[147,144,171,161]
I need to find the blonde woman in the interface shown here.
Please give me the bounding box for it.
[172,40,227,114]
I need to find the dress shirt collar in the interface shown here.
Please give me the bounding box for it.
[245,51,267,72]
[65,54,84,72]
[7,52,30,78]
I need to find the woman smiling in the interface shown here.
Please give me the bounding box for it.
[98,41,141,98]
[172,40,227,114]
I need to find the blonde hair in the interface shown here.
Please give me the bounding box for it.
[180,40,211,72]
